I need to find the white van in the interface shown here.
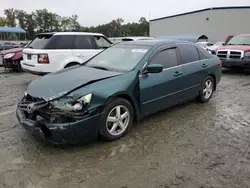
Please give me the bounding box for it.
[21,32,113,75]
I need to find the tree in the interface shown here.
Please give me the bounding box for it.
[0,17,6,26]
[61,17,72,31]
[0,8,150,40]
[70,14,81,31]
[4,8,16,27]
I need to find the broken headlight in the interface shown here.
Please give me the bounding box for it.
[50,93,92,112]
[4,53,15,59]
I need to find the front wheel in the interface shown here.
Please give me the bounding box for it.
[99,98,134,141]
[15,60,23,72]
[197,76,214,103]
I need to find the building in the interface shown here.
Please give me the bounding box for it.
[150,6,250,42]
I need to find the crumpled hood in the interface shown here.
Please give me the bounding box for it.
[0,48,23,55]
[217,45,250,52]
[27,66,122,101]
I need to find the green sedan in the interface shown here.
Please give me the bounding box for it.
[16,40,222,146]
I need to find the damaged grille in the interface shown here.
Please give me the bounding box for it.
[217,50,243,59]
[19,94,89,123]
[19,94,49,120]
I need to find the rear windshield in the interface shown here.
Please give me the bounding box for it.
[27,34,53,49]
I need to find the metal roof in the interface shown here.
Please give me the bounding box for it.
[0,27,26,33]
[155,35,208,43]
[150,6,250,22]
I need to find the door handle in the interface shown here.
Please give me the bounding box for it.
[77,54,84,57]
[173,71,182,77]
[202,63,208,68]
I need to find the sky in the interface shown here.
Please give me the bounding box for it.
[0,0,250,27]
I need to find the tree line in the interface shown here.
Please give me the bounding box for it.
[0,8,149,40]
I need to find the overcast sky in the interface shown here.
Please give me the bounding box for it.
[1,0,250,26]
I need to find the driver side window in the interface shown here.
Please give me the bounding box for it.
[150,48,178,69]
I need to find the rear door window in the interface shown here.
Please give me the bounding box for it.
[27,34,53,49]
[45,35,74,49]
[73,35,94,49]
[94,36,112,49]
[178,44,200,64]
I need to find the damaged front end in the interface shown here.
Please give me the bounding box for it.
[17,93,100,145]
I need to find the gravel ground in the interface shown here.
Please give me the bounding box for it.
[0,68,250,188]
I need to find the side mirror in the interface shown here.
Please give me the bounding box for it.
[144,64,163,74]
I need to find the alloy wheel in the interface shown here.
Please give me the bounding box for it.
[203,80,213,99]
[106,105,130,136]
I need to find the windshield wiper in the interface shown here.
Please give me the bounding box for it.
[27,46,33,49]
[88,65,109,71]
[227,43,235,45]
[241,44,250,46]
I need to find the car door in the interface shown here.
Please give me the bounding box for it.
[176,43,208,99]
[139,45,185,116]
[72,35,100,64]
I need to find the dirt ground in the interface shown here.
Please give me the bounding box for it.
[0,68,250,188]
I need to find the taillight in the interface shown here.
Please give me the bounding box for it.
[38,54,49,64]
[219,61,222,68]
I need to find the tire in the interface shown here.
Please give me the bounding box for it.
[99,97,134,141]
[197,76,214,103]
[16,60,23,72]
[64,62,79,68]
[247,69,250,75]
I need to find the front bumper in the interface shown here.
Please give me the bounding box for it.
[1,58,17,69]
[221,59,250,69]
[16,107,100,146]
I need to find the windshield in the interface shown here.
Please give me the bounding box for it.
[27,34,53,49]
[86,44,150,72]
[227,36,250,45]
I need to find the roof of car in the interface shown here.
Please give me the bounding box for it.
[118,39,190,46]
[234,34,250,37]
[37,32,104,36]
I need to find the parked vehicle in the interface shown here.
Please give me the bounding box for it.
[21,32,113,75]
[216,34,250,70]
[109,36,154,44]
[196,42,214,49]
[0,47,24,72]
[0,42,15,51]
[16,40,222,146]
[209,42,225,51]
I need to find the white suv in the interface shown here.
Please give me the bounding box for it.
[21,32,113,75]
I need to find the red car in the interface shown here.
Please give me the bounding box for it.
[0,47,24,72]
[216,34,250,71]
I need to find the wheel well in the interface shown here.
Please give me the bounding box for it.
[114,94,138,121]
[64,62,80,68]
[209,74,216,91]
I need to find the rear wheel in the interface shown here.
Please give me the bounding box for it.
[99,97,134,141]
[197,76,214,103]
[64,62,80,68]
